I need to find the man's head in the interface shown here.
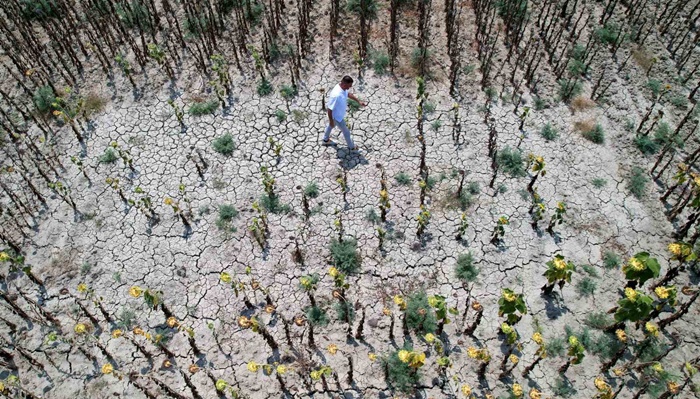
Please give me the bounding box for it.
[340,75,353,90]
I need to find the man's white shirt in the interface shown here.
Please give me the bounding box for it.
[327,84,348,122]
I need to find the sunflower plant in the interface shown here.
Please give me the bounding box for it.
[428,294,457,334]
[167,99,184,125]
[614,288,654,322]
[529,188,546,230]
[416,205,431,237]
[559,335,585,373]
[491,216,509,245]
[456,212,469,240]
[653,285,678,309]
[128,285,163,309]
[467,346,492,380]
[384,346,423,393]
[523,332,547,377]
[546,201,566,234]
[542,255,575,295]
[622,252,660,287]
[500,322,519,345]
[527,154,546,192]
[499,288,527,325]
[309,365,333,381]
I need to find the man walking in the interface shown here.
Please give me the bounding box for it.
[323,76,366,150]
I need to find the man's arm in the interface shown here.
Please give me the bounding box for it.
[327,108,335,127]
[348,93,367,107]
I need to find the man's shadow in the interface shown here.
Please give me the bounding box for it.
[335,147,369,170]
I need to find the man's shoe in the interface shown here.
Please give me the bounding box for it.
[322,139,336,146]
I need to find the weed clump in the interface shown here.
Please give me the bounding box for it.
[260,194,290,214]
[212,133,235,155]
[274,109,286,122]
[585,312,612,330]
[304,182,319,199]
[558,79,583,102]
[467,181,480,195]
[589,333,623,359]
[592,178,607,188]
[540,123,559,141]
[634,135,659,154]
[627,166,648,199]
[595,22,621,46]
[395,172,412,186]
[546,338,566,357]
[455,252,479,283]
[257,79,273,96]
[329,238,361,274]
[304,305,329,327]
[575,277,597,297]
[348,98,361,114]
[188,99,218,116]
[21,0,60,20]
[371,51,390,75]
[334,302,355,322]
[603,252,620,270]
[82,93,108,117]
[384,346,422,393]
[99,148,118,164]
[554,377,577,397]
[571,96,595,111]
[33,86,56,113]
[670,95,688,109]
[279,85,297,100]
[581,123,605,144]
[405,291,437,335]
[534,97,547,110]
[410,47,431,71]
[497,146,526,177]
[646,79,662,97]
[215,205,238,231]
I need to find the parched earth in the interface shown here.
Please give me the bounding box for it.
[4,47,694,399]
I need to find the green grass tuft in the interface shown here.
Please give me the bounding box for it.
[627,166,648,199]
[304,305,329,327]
[585,312,612,330]
[540,123,559,141]
[329,238,361,274]
[467,181,480,195]
[334,301,356,322]
[279,84,297,100]
[384,345,422,393]
[395,172,412,186]
[576,277,597,297]
[304,182,319,199]
[603,252,620,270]
[558,79,583,102]
[592,178,607,188]
[582,124,605,144]
[455,252,479,282]
[405,291,437,335]
[212,133,236,155]
[188,99,218,116]
[274,109,286,122]
[371,51,390,75]
[497,146,526,177]
[257,79,273,96]
[99,148,118,164]
[215,204,238,231]
[581,264,599,277]
[33,86,56,113]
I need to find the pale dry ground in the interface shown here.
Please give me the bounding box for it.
[3,2,700,399]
